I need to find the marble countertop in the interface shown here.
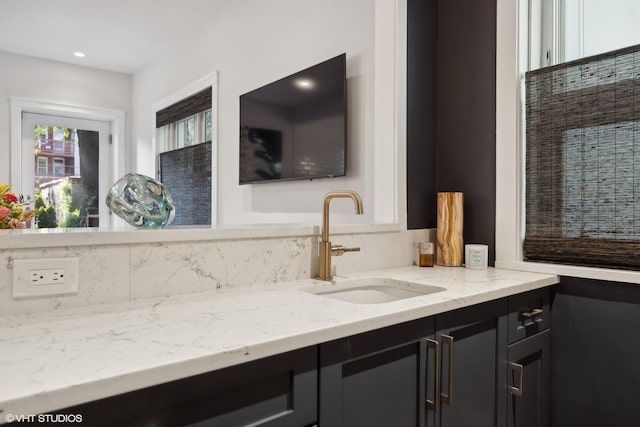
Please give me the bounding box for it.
[0,266,557,417]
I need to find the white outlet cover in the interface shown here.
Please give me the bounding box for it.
[12,258,79,299]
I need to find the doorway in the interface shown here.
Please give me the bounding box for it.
[21,113,111,228]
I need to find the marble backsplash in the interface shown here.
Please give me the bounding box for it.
[0,229,432,315]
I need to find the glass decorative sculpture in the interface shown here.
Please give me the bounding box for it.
[106,173,175,228]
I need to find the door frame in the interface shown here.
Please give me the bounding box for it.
[10,97,126,228]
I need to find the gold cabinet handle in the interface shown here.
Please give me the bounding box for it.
[441,334,454,405]
[520,308,543,319]
[426,339,439,411]
[510,362,524,397]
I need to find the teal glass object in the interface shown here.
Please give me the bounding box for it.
[106,174,175,228]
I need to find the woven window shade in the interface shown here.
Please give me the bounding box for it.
[524,44,640,270]
[156,87,212,128]
[159,141,211,226]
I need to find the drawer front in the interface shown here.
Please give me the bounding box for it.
[508,288,550,344]
[53,346,318,427]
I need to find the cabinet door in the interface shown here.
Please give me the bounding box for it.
[507,329,550,427]
[319,317,435,427]
[433,299,508,427]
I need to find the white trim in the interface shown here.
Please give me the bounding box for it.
[10,97,126,228]
[373,0,404,226]
[496,0,522,265]
[496,260,640,285]
[395,0,408,230]
[152,71,219,226]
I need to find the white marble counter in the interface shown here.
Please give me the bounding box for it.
[0,266,557,417]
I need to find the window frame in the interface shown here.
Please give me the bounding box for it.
[495,0,640,284]
[52,157,65,177]
[36,156,47,176]
[151,71,218,226]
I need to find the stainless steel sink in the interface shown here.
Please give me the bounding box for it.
[300,277,445,304]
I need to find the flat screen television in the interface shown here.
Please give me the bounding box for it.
[239,53,346,184]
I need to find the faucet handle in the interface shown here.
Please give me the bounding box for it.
[331,245,361,256]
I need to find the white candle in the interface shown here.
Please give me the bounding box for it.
[465,244,488,269]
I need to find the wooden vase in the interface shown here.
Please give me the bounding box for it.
[436,192,463,266]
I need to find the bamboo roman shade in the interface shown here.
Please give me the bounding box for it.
[524,44,640,270]
[156,87,212,128]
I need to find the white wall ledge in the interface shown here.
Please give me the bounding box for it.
[0,223,403,250]
[496,260,640,285]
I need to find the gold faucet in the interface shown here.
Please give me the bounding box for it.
[318,190,364,281]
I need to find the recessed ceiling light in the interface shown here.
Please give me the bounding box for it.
[294,78,315,90]
[74,52,86,58]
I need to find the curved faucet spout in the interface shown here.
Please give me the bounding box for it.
[322,191,363,241]
[319,190,363,280]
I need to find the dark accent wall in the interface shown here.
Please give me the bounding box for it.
[436,0,496,264]
[406,0,438,229]
[407,0,497,265]
[551,277,640,426]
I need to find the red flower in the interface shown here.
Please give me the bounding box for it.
[3,193,18,203]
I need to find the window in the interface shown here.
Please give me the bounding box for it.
[52,158,65,176]
[204,110,212,142]
[37,157,47,176]
[156,109,211,152]
[558,0,640,64]
[155,87,212,153]
[522,1,640,270]
[155,86,213,226]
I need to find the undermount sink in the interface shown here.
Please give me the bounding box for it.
[301,277,445,304]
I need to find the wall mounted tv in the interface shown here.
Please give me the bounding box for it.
[239,53,346,184]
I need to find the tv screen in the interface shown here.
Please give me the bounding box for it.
[239,53,346,184]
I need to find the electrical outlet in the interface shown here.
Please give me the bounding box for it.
[13,258,79,299]
[29,268,66,285]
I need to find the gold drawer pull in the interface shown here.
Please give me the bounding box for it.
[510,362,524,397]
[520,308,543,319]
[441,335,454,405]
[426,339,439,411]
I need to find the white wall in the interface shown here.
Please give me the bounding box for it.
[0,50,132,185]
[131,0,397,226]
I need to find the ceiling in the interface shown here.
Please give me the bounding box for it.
[0,0,226,74]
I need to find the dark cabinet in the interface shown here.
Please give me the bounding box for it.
[55,346,318,427]
[318,317,435,427]
[430,299,508,427]
[508,288,550,344]
[318,298,514,427]
[507,288,551,427]
[507,330,550,427]
[46,288,552,427]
